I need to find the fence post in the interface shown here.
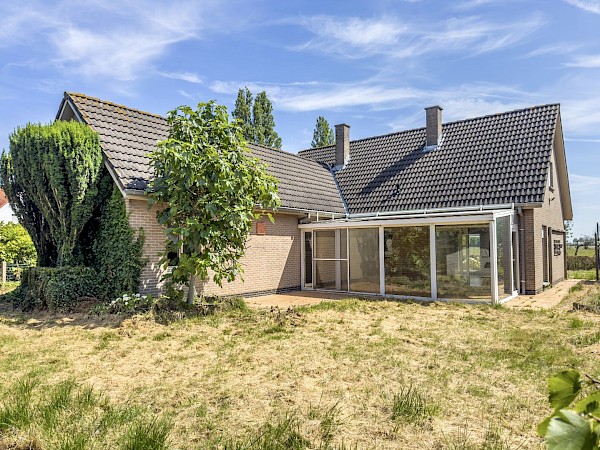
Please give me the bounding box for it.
[596,223,599,282]
[1,261,6,284]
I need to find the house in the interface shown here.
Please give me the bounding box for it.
[56,92,572,303]
[0,189,18,223]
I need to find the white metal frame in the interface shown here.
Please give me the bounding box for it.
[300,209,517,304]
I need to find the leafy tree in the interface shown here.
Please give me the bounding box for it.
[232,87,282,149]
[148,101,280,303]
[0,222,37,265]
[1,122,104,266]
[311,116,335,148]
[232,87,254,142]
[538,369,600,449]
[253,91,282,149]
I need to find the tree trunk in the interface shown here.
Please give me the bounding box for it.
[187,274,197,304]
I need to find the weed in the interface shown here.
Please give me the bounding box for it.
[222,412,310,449]
[571,330,600,347]
[120,417,172,450]
[390,385,439,425]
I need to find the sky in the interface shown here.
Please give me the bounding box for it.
[0,0,599,238]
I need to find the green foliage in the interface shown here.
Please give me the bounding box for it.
[1,121,144,307]
[0,376,172,449]
[0,222,36,265]
[148,101,280,302]
[90,185,145,300]
[253,91,282,149]
[9,266,99,310]
[569,256,597,270]
[390,385,439,425]
[1,121,104,266]
[232,87,282,148]
[91,293,155,315]
[538,369,600,449]
[311,116,335,148]
[233,86,254,142]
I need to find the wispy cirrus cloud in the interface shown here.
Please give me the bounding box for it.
[569,174,600,193]
[290,13,544,60]
[0,0,245,81]
[159,71,204,84]
[565,54,600,68]
[563,0,600,14]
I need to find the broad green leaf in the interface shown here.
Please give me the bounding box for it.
[538,415,553,437]
[576,392,600,416]
[549,370,582,410]
[546,410,596,450]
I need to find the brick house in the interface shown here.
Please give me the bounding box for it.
[57,92,572,303]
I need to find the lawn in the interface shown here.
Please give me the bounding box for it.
[1,286,600,449]
[567,246,596,257]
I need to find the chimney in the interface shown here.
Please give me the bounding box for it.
[335,123,350,167]
[425,105,443,147]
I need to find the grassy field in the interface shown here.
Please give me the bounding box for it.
[1,285,600,449]
[567,246,596,257]
[569,269,599,281]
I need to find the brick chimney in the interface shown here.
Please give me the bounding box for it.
[335,123,350,167]
[425,106,443,147]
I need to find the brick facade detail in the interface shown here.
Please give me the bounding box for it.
[126,198,302,297]
[522,133,567,295]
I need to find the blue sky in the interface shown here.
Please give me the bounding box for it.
[1,0,599,238]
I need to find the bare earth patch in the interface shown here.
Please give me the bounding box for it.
[1,286,600,449]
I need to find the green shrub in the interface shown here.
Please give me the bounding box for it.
[10,266,99,310]
[567,256,596,271]
[91,293,155,315]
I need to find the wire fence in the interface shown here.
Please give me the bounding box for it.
[2,262,34,283]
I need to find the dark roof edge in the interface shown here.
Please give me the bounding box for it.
[65,92,165,120]
[57,92,129,199]
[297,103,561,155]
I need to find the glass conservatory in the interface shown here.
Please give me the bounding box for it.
[299,209,518,304]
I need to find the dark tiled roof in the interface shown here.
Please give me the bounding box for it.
[62,93,345,214]
[298,104,560,214]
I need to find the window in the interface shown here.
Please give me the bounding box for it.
[435,226,491,300]
[384,226,431,297]
[549,161,554,190]
[313,229,348,291]
[349,228,380,293]
[496,216,513,299]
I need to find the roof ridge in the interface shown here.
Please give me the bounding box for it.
[298,103,560,152]
[66,92,166,120]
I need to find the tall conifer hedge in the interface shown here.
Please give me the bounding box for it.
[0,121,144,309]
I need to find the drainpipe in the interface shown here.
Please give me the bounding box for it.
[517,207,526,294]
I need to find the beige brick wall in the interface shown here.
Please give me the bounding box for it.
[126,198,302,297]
[523,141,566,294]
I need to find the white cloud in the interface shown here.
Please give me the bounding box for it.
[291,13,544,60]
[569,174,600,193]
[523,43,581,58]
[565,54,600,68]
[160,72,204,84]
[563,0,600,14]
[0,0,244,81]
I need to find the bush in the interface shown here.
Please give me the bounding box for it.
[9,266,99,310]
[91,293,154,315]
[567,255,596,270]
[0,222,36,265]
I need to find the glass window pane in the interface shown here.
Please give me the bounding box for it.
[315,230,335,259]
[496,216,513,299]
[384,226,431,297]
[435,226,491,300]
[314,259,349,290]
[304,232,313,286]
[349,228,380,293]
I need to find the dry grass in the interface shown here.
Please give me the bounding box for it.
[1,286,600,449]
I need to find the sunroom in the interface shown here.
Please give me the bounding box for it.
[299,207,518,304]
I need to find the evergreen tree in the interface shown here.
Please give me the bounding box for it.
[311,116,335,148]
[232,87,253,142]
[253,91,282,149]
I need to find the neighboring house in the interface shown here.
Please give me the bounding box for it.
[0,189,18,223]
[56,92,572,303]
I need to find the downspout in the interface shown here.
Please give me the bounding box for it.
[517,207,526,294]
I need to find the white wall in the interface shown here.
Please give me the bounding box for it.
[0,203,18,223]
